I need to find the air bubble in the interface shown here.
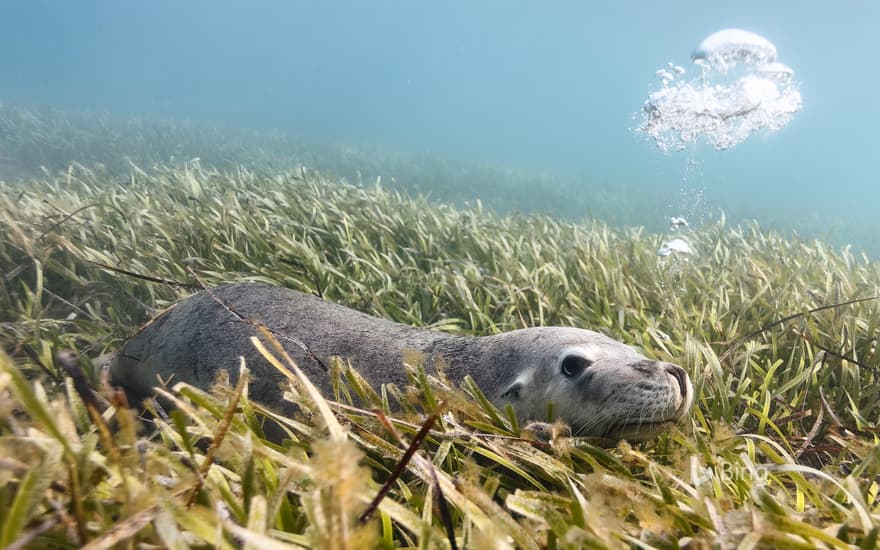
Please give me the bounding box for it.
[636,28,802,152]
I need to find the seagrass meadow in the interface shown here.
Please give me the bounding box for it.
[1,160,880,549]
[2,100,875,258]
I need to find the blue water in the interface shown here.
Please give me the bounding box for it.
[1,1,878,251]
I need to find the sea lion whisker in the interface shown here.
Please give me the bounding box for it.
[574,414,607,437]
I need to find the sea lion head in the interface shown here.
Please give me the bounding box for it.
[493,327,693,440]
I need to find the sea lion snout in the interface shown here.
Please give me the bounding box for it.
[663,362,690,401]
[629,358,690,402]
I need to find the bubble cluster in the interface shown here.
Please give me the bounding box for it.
[637,29,802,152]
[657,238,692,257]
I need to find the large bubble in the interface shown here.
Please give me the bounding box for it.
[636,28,802,152]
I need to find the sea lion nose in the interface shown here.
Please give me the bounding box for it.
[663,362,689,399]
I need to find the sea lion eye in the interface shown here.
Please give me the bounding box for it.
[561,355,592,377]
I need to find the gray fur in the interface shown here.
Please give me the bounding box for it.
[111,282,692,439]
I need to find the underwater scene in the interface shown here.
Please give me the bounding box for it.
[2,1,880,548]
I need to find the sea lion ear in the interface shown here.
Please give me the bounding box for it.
[500,370,533,402]
[500,379,523,401]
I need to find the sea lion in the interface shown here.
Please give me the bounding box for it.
[110,283,693,440]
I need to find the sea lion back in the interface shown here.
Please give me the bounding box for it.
[110,282,444,410]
